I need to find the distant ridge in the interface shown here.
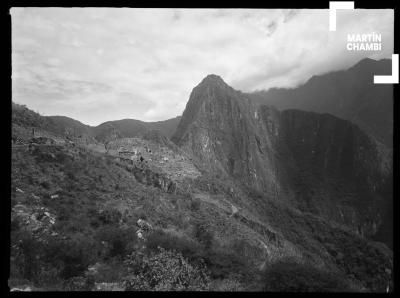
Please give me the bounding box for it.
[12,102,181,141]
[247,58,393,147]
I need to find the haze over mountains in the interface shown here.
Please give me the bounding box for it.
[248,58,393,147]
[10,58,393,292]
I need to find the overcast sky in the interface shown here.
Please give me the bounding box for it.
[11,8,393,126]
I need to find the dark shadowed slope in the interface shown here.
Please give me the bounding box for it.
[247,58,393,147]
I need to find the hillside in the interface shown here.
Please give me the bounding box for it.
[13,102,181,143]
[10,75,393,292]
[248,58,393,147]
[93,117,181,142]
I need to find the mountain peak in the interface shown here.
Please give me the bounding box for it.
[350,57,391,71]
[199,74,228,87]
[202,73,224,81]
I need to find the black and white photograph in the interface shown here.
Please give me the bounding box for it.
[9,4,396,292]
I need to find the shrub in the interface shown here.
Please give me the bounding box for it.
[123,247,210,291]
[190,199,201,212]
[98,207,122,225]
[10,231,98,286]
[95,226,138,258]
[145,229,201,260]
[193,223,214,250]
[210,276,244,291]
[40,180,51,189]
[262,260,353,292]
[145,229,254,282]
[63,275,94,291]
[12,231,42,281]
[200,248,251,280]
[43,234,99,279]
[88,261,127,283]
[11,216,21,232]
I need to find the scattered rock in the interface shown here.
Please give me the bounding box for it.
[94,282,124,291]
[31,194,40,201]
[137,219,152,231]
[230,205,239,217]
[10,286,32,291]
[87,262,102,275]
[136,230,144,240]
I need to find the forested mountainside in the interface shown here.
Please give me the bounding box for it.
[10,74,393,292]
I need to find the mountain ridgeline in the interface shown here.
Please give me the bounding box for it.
[171,74,392,246]
[247,58,393,147]
[12,102,181,143]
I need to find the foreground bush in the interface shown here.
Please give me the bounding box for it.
[123,247,210,291]
[95,226,138,258]
[145,229,201,258]
[145,229,256,283]
[263,260,353,292]
[11,231,100,285]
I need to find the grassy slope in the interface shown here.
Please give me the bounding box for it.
[10,139,392,291]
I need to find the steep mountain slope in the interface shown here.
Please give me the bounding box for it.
[248,58,393,147]
[11,101,393,292]
[172,75,392,245]
[11,89,393,291]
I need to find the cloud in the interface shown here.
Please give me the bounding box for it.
[11,8,394,125]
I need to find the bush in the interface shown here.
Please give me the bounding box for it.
[210,276,244,291]
[145,229,201,260]
[10,231,99,285]
[44,234,100,279]
[12,231,42,281]
[262,260,353,292]
[190,200,201,212]
[123,247,210,291]
[95,226,138,258]
[200,248,252,280]
[193,223,213,250]
[98,207,122,225]
[145,229,254,282]
[40,180,51,189]
[88,261,127,283]
[63,275,94,291]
